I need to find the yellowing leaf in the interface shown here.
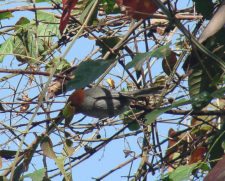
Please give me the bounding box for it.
[23,168,46,181]
[106,78,115,89]
[55,156,71,181]
[63,139,75,157]
[40,136,56,159]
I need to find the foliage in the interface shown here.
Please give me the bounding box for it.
[0,0,225,180]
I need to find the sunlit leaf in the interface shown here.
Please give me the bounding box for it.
[106,78,115,88]
[13,21,47,63]
[37,11,60,37]
[0,12,13,20]
[0,38,13,62]
[162,163,198,181]
[55,156,70,180]
[24,168,46,181]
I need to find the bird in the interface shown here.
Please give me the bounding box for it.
[47,86,163,134]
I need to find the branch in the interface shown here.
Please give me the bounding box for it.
[0,68,71,80]
[0,6,59,13]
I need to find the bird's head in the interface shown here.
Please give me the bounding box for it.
[68,89,85,110]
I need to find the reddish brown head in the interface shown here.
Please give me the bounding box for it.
[68,89,85,111]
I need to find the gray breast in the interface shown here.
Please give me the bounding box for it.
[79,87,131,118]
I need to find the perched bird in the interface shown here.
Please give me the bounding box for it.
[47,86,163,133]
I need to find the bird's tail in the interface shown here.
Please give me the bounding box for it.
[121,86,164,98]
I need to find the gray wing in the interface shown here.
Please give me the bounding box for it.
[80,87,130,118]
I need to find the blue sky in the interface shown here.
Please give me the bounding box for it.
[0,0,194,180]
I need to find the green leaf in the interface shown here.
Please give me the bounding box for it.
[146,86,225,125]
[37,10,59,24]
[80,0,97,24]
[40,136,56,159]
[45,57,71,74]
[15,17,30,30]
[0,12,13,20]
[145,99,191,125]
[66,59,116,90]
[13,28,45,63]
[37,11,60,37]
[128,122,140,131]
[120,110,140,131]
[101,0,118,14]
[211,87,225,98]
[188,64,217,110]
[63,102,75,118]
[24,168,46,181]
[126,44,171,70]
[54,156,70,180]
[0,38,13,62]
[36,0,50,2]
[96,36,120,58]
[12,13,60,64]
[192,0,214,20]
[185,28,225,110]
[12,16,55,63]
[163,163,198,181]
[197,162,210,172]
[126,52,151,70]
